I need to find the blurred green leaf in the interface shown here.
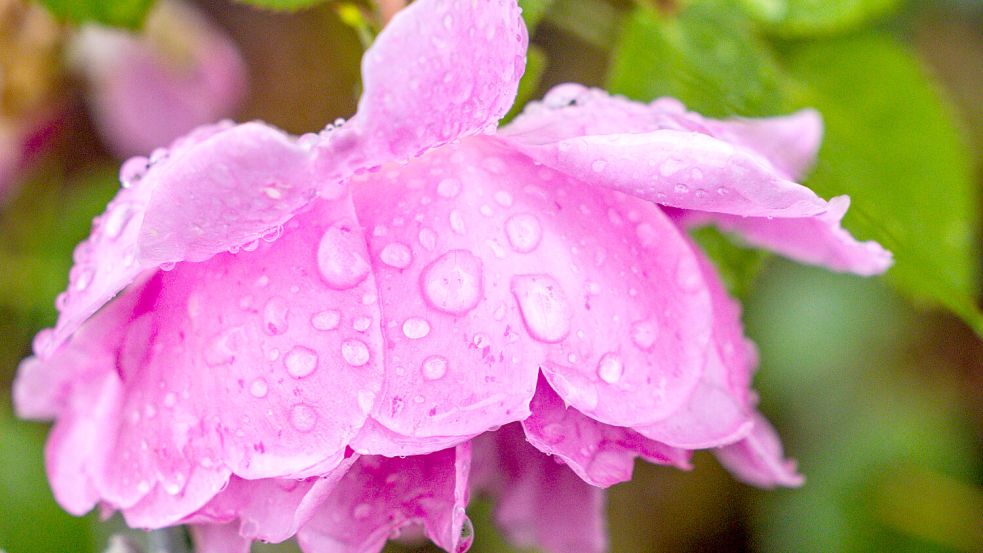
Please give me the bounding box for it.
[233,0,328,10]
[545,0,621,50]
[738,0,898,36]
[786,35,983,336]
[691,227,771,299]
[36,0,154,28]
[518,0,555,33]
[608,3,786,117]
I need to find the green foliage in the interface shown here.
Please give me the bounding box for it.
[232,0,328,10]
[36,0,155,28]
[607,3,982,334]
[738,0,899,36]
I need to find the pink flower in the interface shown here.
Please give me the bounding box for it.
[14,0,891,552]
[70,0,246,158]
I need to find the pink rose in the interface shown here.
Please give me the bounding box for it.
[15,0,890,551]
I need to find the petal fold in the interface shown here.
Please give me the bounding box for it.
[715,413,804,488]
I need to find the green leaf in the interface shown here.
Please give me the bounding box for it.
[518,0,556,33]
[545,0,622,50]
[36,0,155,28]
[738,0,899,36]
[785,34,983,335]
[691,227,770,299]
[233,0,328,10]
[607,3,786,117]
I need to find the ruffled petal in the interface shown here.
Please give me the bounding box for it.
[186,455,358,544]
[681,196,893,276]
[348,138,711,453]
[190,523,250,553]
[715,413,804,488]
[347,0,526,163]
[521,375,690,488]
[478,425,607,553]
[138,122,326,266]
[296,445,472,553]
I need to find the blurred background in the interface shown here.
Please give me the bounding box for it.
[0,0,980,551]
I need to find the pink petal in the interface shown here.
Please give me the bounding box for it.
[138,122,325,266]
[346,0,526,164]
[191,523,250,553]
[715,413,804,488]
[635,245,757,449]
[73,0,247,158]
[296,445,472,553]
[521,375,690,488]
[682,195,892,275]
[40,121,234,355]
[349,138,711,452]
[477,425,607,553]
[187,455,358,544]
[502,84,827,217]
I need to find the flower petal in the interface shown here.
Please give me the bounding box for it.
[715,413,804,488]
[296,445,472,553]
[521,375,690,488]
[477,425,607,553]
[138,122,325,266]
[349,138,711,451]
[349,0,526,163]
[681,195,893,276]
[190,523,250,553]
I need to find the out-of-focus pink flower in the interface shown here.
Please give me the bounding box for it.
[15,0,891,552]
[70,0,246,158]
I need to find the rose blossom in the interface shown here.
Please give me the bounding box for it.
[14,0,891,551]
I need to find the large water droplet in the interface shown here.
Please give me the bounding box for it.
[311,310,341,331]
[596,353,624,384]
[421,355,448,380]
[510,274,573,343]
[402,317,431,339]
[455,510,474,553]
[420,250,484,314]
[289,404,317,432]
[379,242,413,269]
[317,221,370,290]
[341,339,370,367]
[249,378,269,398]
[631,320,658,350]
[284,346,318,378]
[505,213,542,253]
[263,297,290,336]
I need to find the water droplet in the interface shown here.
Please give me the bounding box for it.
[455,510,474,553]
[317,221,370,290]
[204,329,240,366]
[505,213,542,253]
[591,159,608,173]
[493,190,513,206]
[437,177,462,198]
[262,297,289,335]
[311,310,340,331]
[74,267,94,292]
[402,317,431,339]
[596,353,624,384]
[103,204,135,239]
[422,356,448,380]
[352,316,372,332]
[120,156,149,187]
[353,503,371,520]
[510,274,573,343]
[674,184,689,194]
[675,258,702,292]
[631,320,658,350]
[284,346,318,378]
[341,339,370,367]
[449,210,467,235]
[418,228,437,251]
[250,378,269,398]
[289,404,317,432]
[379,242,413,269]
[420,250,484,314]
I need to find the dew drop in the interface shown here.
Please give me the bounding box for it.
[317,221,370,290]
[674,184,689,194]
[596,353,624,384]
[420,250,484,314]
[510,274,573,343]
[249,378,269,398]
[262,297,290,335]
[493,190,513,207]
[449,210,467,235]
[284,346,318,378]
[437,177,462,198]
[422,355,448,380]
[418,228,438,251]
[311,310,340,331]
[631,320,659,350]
[289,404,317,432]
[379,242,413,269]
[504,213,542,253]
[341,339,370,367]
[402,317,431,339]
